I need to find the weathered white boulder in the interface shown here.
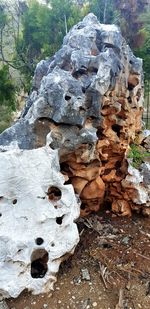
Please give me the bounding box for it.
[0,144,80,299]
[122,165,149,205]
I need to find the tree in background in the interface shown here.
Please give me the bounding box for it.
[11,0,150,90]
[0,64,16,110]
[114,0,148,49]
[136,9,150,83]
[1,0,150,92]
[0,2,23,131]
[14,0,88,90]
[0,64,16,132]
[88,0,120,24]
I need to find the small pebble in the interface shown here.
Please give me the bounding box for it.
[48,293,52,298]
[92,302,97,307]
[58,300,61,304]
[73,276,81,285]
[81,268,91,281]
[122,236,130,245]
[43,304,48,308]
[72,296,75,300]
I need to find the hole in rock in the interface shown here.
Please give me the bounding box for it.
[0,213,2,217]
[128,96,132,103]
[128,83,134,91]
[65,95,71,101]
[0,196,4,200]
[31,249,48,279]
[116,169,123,177]
[72,68,87,79]
[17,249,22,253]
[60,162,70,173]
[38,117,51,123]
[35,238,44,245]
[47,186,62,201]
[96,127,103,139]
[89,67,98,74]
[56,215,64,225]
[115,161,122,169]
[37,196,46,200]
[64,179,72,185]
[102,200,112,211]
[82,87,86,93]
[65,139,70,143]
[112,124,121,137]
[51,242,55,247]
[12,199,17,205]
[87,116,97,121]
[80,203,86,210]
[79,106,86,112]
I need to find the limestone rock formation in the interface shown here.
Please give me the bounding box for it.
[0,13,149,298]
[0,138,79,299]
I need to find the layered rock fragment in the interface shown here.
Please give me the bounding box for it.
[0,13,149,298]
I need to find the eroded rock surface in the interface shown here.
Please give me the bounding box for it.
[0,13,149,298]
[0,141,79,299]
[0,14,149,213]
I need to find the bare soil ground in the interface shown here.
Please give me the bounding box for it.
[7,211,150,309]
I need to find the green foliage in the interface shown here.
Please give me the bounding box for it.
[134,10,150,83]
[128,144,149,169]
[0,65,16,110]
[15,0,88,90]
[0,105,13,133]
[0,6,7,30]
[114,0,148,49]
[87,0,119,24]
[14,1,50,87]
[0,64,16,133]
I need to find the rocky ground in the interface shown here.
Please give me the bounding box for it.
[2,210,150,309]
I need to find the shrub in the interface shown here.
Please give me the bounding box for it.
[128,144,149,168]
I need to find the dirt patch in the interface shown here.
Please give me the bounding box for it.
[7,212,150,309]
